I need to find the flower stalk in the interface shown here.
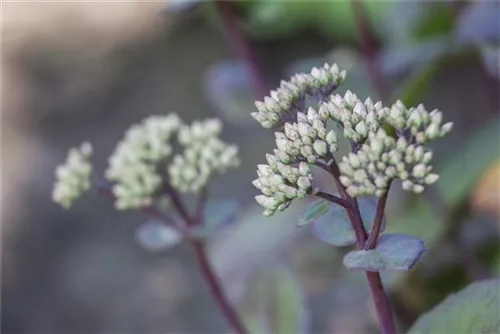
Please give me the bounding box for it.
[251,63,451,334]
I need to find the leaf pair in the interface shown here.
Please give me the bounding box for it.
[299,196,426,271]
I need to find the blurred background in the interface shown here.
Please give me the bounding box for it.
[1,1,499,333]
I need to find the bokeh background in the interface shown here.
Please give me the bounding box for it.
[1,1,499,333]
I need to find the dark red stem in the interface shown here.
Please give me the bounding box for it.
[324,159,395,334]
[365,190,389,250]
[314,190,352,208]
[366,271,397,334]
[214,1,268,98]
[191,240,247,334]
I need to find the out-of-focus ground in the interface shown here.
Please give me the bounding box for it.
[1,1,499,333]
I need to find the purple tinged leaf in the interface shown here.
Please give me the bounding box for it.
[302,196,385,247]
[343,233,426,271]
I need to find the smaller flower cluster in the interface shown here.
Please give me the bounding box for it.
[106,114,181,210]
[52,142,93,209]
[338,129,440,197]
[276,107,338,164]
[387,101,453,143]
[291,63,347,98]
[252,63,346,129]
[169,119,239,193]
[320,91,387,143]
[253,157,312,216]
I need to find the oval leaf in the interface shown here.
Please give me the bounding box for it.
[408,278,500,333]
[298,199,331,227]
[135,220,182,252]
[343,233,426,271]
[304,196,385,247]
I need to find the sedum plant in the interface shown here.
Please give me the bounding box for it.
[52,114,247,333]
[252,63,452,334]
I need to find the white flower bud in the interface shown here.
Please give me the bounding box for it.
[412,164,427,178]
[313,140,328,156]
[325,130,337,145]
[297,176,312,190]
[424,173,439,184]
[425,123,440,140]
[355,121,368,138]
[440,122,453,136]
[255,195,279,210]
[339,175,352,187]
[412,184,424,194]
[298,162,310,176]
[402,180,413,191]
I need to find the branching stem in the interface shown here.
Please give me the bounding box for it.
[314,190,352,208]
[365,188,390,250]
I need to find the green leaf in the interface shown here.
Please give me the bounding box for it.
[408,278,500,333]
[298,199,330,227]
[436,116,500,210]
[303,196,384,247]
[135,220,182,252]
[411,2,455,40]
[241,265,309,334]
[343,233,426,271]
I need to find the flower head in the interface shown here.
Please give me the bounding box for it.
[319,90,387,143]
[52,142,93,208]
[105,114,181,210]
[252,63,346,129]
[168,119,240,193]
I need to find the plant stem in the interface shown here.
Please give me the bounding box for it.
[365,271,397,334]
[191,240,247,334]
[161,182,246,333]
[323,160,395,333]
[214,0,268,98]
[365,190,389,249]
[314,190,352,208]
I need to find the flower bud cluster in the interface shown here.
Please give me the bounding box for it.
[320,90,387,143]
[388,101,453,143]
[252,63,346,129]
[106,114,181,210]
[52,142,93,209]
[168,119,239,193]
[338,129,440,197]
[253,157,313,216]
[276,107,338,164]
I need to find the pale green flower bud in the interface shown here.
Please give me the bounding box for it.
[440,122,453,136]
[313,140,328,156]
[255,195,279,210]
[325,130,337,145]
[297,176,312,190]
[412,164,427,178]
[355,121,368,138]
[339,175,352,187]
[412,184,424,193]
[402,180,413,191]
[274,149,292,164]
[424,173,439,184]
[425,123,440,140]
[298,162,310,176]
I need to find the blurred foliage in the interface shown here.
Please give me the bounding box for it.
[408,278,500,333]
[200,1,390,43]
